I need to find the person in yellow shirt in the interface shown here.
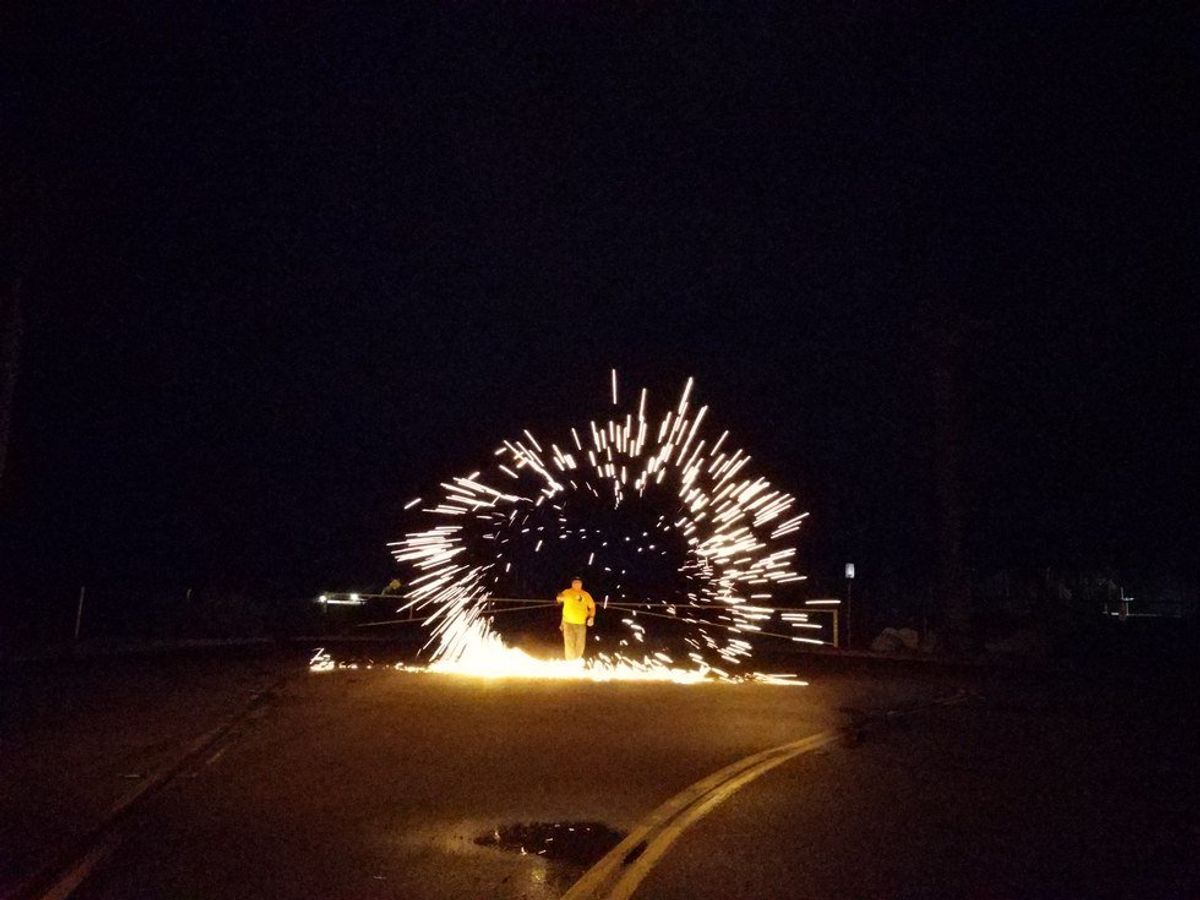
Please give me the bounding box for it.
[556,577,596,661]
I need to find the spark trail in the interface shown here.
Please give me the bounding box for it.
[386,373,812,684]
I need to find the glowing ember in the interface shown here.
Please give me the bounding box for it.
[388,618,805,685]
[321,374,814,684]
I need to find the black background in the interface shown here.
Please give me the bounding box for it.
[2,3,1195,635]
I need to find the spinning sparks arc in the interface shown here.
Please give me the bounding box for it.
[388,374,811,684]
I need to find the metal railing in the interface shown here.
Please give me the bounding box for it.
[315,592,844,646]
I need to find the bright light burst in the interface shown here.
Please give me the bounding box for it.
[384,373,811,685]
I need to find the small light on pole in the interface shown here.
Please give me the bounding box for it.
[844,564,855,649]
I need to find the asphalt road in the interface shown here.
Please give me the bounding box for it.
[9,649,1194,900]
[60,662,953,899]
[0,651,282,894]
[639,685,1200,899]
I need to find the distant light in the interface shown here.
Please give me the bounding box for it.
[806,599,841,606]
[845,563,855,579]
[319,593,366,606]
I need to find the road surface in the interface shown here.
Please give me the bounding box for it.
[56,661,948,899]
[6,650,1195,899]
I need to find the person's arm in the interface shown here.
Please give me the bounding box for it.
[586,594,596,626]
[556,590,565,605]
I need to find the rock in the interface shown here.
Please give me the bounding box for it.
[896,628,919,650]
[918,629,940,654]
[871,628,903,653]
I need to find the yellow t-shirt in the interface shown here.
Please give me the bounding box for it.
[557,589,595,625]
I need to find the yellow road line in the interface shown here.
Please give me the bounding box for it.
[562,729,839,900]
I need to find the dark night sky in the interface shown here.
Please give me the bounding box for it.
[2,4,1196,625]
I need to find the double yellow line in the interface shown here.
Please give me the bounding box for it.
[563,729,840,900]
